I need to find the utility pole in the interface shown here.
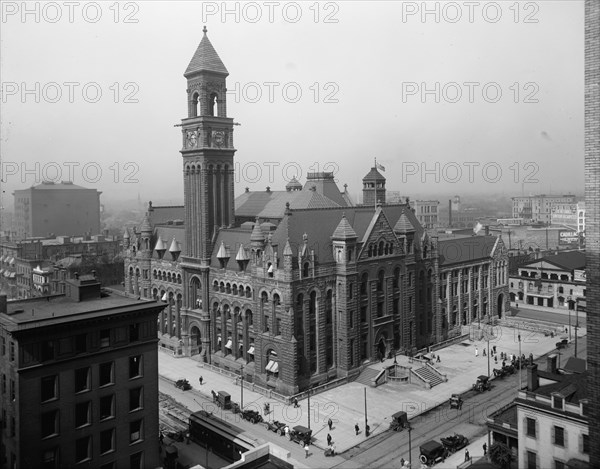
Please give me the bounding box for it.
[307,387,311,430]
[408,423,413,469]
[487,337,490,378]
[364,388,369,437]
[518,331,522,390]
[575,307,579,357]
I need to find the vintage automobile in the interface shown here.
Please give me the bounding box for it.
[493,367,507,378]
[175,379,191,391]
[288,425,312,445]
[472,375,491,392]
[264,420,287,435]
[215,391,232,410]
[240,409,263,424]
[556,337,569,349]
[419,440,448,466]
[449,394,464,410]
[440,434,469,453]
[389,411,408,431]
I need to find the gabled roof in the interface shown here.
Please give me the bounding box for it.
[394,213,415,233]
[534,371,588,404]
[185,28,228,77]
[438,236,499,266]
[235,189,345,219]
[522,251,585,271]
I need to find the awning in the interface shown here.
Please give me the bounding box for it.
[265,360,275,372]
[225,339,232,349]
[248,346,255,354]
[9,258,15,265]
[8,272,16,279]
[270,362,279,373]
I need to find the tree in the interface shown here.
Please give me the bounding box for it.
[488,441,513,469]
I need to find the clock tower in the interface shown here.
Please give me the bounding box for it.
[181,26,236,262]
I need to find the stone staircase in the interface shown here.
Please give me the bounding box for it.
[413,365,444,388]
[353,367,382,386]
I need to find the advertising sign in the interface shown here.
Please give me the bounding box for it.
[558,230,579,245]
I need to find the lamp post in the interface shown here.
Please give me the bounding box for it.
[240,364,244,410]
[518,331,522,390]
[575,306,579,358]
[307,387,311,430]
[364,387,369,437]
[407,423,412,468]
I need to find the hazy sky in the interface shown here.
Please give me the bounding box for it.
[0,1,584,208]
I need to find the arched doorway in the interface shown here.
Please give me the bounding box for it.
[497,293,504,319]
[377,337,387,362]
[190,326,202,355]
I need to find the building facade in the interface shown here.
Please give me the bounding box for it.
[512,195,578,225]
[13,181,101,239]
[0,278,165,469]
[122,31,509,396]
[516,365,590,469]
[509,251,586,312]
[409,200,440,229]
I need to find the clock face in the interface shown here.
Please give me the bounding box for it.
[212,130,225,148]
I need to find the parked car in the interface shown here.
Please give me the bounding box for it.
[175,379,191,391]
[389,411,408,431]
[556,338,569,349]
[264,420,287,435]
[449,394,463,410]
[419,440,448,466]
[440,434,469,453]
[288,425,312,445]
[472,375,491,392]
[215,391,231,410]
[240,409,263,424]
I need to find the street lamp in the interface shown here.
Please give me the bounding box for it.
[567,296,572,341]
[407,423,412,469]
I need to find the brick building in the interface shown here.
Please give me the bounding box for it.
[13,181,101,239]
[123,30,508,396]
[512,195,577,225]
[0,277,165,468]
[584,1,600,467]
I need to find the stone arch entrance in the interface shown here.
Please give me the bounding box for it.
[377,337,387,362]
[190,325,202,356]
[497,293,504,319]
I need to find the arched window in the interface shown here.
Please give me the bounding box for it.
[209,93,218,116]
[303,262,310,277]
[393,267,400,289]
[360,273,369,296]
[378,241,384,256]
[191,92,199,117]
[246,286,252,298]
[377,270,385,291]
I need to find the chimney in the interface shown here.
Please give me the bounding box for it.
[0,295,7,315]
[448,200,452,227]
[547,354,558,374]
[527,364,539,391]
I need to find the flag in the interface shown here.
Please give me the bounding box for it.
[376,162,386,172]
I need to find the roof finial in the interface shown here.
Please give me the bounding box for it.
[203,25,208,35]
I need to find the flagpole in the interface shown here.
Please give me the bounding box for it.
[374,158,377,211]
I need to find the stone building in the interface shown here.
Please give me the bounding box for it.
[123,30,509,395]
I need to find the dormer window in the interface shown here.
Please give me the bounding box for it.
[552,394,564,410]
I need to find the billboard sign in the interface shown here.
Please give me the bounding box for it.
[558,230,579,245]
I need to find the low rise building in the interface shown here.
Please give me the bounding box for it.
[509,251,586,312]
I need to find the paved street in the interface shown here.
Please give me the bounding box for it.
[158,321,586,468]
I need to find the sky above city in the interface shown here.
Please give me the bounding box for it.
[0,1,584,208]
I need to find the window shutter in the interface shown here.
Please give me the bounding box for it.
[563,427,568,449]
[579,434,583,453]
[535,419,539,439]
[551,426,555,445]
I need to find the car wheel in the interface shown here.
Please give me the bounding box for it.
[250,418,255,424]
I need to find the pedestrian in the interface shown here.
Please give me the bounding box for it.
[355,423,360,435]
[327,433,332,446]
[211,390,216,402]
[483,348,487,357]
[264,403,270,415]
[465,449,470,461]
[483,442,487,455]
[328,418,333,430]
[330,444,336,456]
[437,355,441,363]
[284,426,290,438]
[186,432,190,445]
[366,423,370,437]
[304,443,310,458]
[400,457,405,467]
[493,345,496,354]
[529,352,534,363]
[475,347,478,358]
[199,376,203,385]
[293,397,299,408]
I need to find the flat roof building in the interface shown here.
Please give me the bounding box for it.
[0,274,165,468]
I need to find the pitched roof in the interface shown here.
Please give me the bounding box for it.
[332,214,357,240]
[533,251,586,271]
[394,213,415,232]
[235,189,345,219]
[534,371,588,404]
[31,181,91,190]
[184,28,228,77]
[438,235,499,266]
[362,167,385,181]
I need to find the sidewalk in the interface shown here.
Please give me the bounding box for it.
[158,324,577,457]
